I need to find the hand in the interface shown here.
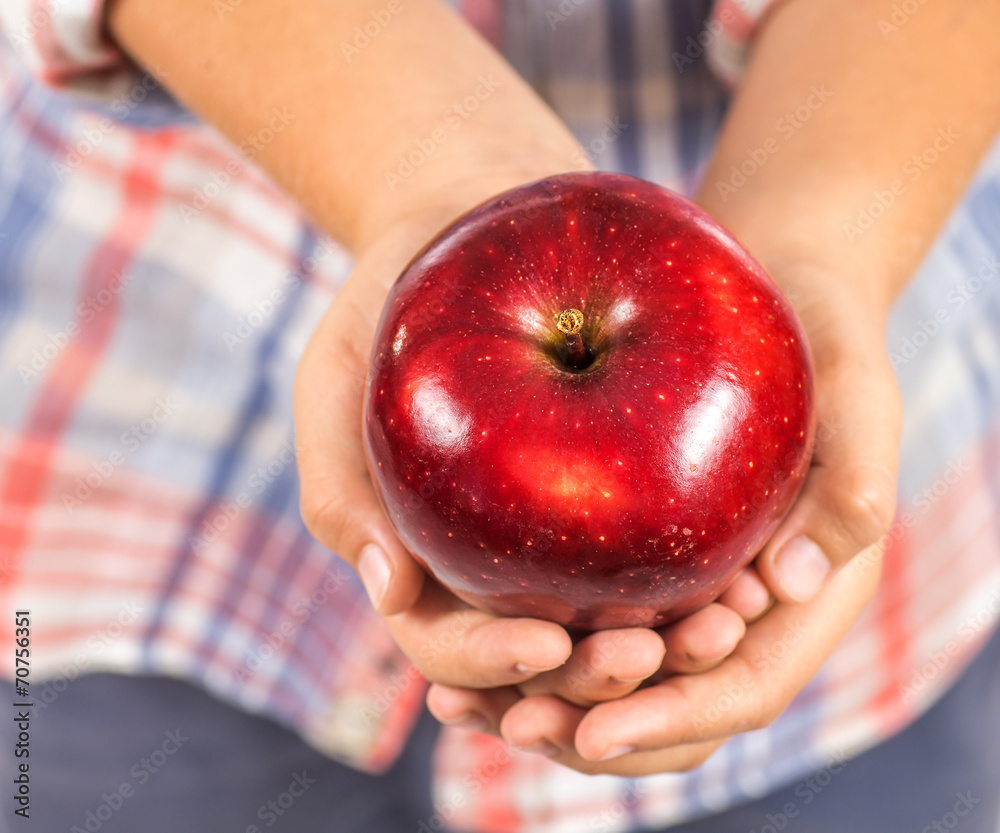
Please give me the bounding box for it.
[427,261,901,774]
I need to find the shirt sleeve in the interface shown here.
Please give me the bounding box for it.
[0,0,124,85]
[706,0,789,87]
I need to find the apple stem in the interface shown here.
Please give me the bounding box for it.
[556,308,587,368]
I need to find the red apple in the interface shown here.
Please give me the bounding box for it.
[363,172,814,631]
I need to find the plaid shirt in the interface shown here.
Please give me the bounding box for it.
[2,1,999,830]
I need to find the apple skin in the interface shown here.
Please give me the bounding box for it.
[363,172,815,631]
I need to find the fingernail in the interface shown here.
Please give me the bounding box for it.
[513,739,560,757]
[358,544,392,610]
[776,535,829,603]
[598,744,635,761]
[683,651,729,668]
[612,674,652,684]
[443,711,489,732]
[515,661,564,674]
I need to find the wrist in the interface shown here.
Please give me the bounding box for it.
[354,155,593,257]
[694,186,899,328]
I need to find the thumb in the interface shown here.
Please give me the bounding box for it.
[294,268,426,615]
[757,345,901,604]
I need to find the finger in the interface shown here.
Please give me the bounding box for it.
[295,267,427,615]
[544,738,725,777]
[716,566,773,623]
[516,628,666,706]
[500,694,583,756]
[426,684,520,737]
[385,580,573,688]
[571,552,880,760]
[758,336,901,604]
[655,603,746,675]
[499,695,725,774]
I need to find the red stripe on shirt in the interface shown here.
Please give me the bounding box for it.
[0,132,171,585]
[30,0,70,77]
[868,528,919,724]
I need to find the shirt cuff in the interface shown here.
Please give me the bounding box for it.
[1,0,125,85]
[706,0,789,87]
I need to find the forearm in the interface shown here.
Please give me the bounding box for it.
[107,0,584,252]
[697,0,1000,315]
